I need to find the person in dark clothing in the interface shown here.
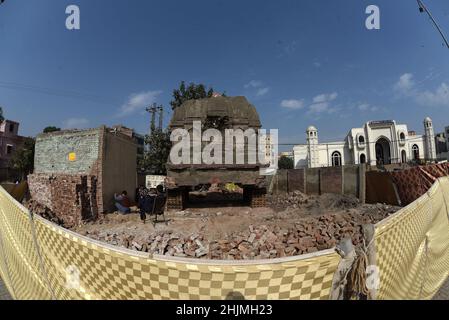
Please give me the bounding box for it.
[156,185,164,195]
[136,185,147,208]
[138,188,157,223]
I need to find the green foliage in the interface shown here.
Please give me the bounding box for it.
[170,81,215,110]
[0,106,4,122]
[10,137,35,179]
[202,116,230,131]
[140,129,172,175]
[43,126,61,133]
[278,155,294,170]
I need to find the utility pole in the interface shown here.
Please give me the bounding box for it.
[158,105,163,131]
[417,0,449,49]
[146,103,157,135]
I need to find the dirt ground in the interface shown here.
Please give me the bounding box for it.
[71,192,400,260]
[74,192,391,241]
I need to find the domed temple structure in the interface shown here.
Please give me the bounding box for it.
[169,96,262,131]
[166,96,269,210]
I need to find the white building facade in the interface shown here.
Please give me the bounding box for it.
[258,133,279,175]
[294,118,437,168]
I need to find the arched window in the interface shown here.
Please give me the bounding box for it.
[360,154,366,164]
[357,134,366,148]
[401,150,407,163]
[412,145,420,160]
[332,151,342,167]
[358,136,365,144]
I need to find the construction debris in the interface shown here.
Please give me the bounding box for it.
[76,192,399,260]
[268,191,360,212]
[27,185,401,260]
[25,199,64,226]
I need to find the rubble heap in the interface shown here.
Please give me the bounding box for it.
[81,203,399,260]
[268,191,360,211]
[26,199,64,226]
[268,191,311,210]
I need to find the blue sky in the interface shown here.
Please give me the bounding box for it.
[1,0,449,149]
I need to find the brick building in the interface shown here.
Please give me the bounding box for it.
[28,126,137,227]
[0,120,26,179]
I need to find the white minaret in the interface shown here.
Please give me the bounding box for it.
[307,126,319,168]
[424,117,437,161]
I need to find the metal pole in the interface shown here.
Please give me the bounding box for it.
[158,105,163,131]
[145,104,157,136]
[417,0,449,49]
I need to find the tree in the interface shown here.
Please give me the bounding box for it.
[278,155,294,170]
[170,81,215,110]
[43,126,61,133]
[0,107,4,122]
[140,129,172,175]
[10,137,35,180]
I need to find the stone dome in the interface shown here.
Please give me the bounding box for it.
[307,126,317,132]
[169,96,262,130]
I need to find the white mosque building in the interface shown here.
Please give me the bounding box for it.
[293,117,437,168]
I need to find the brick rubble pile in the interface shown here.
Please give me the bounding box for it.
[268,191,360,211]
[81,200,399,260]
[26,199,64,226]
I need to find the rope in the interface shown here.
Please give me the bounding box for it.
[349,249,369,298]
[27,211,56,300]
[0,208,16,299]
[346,237,375,299]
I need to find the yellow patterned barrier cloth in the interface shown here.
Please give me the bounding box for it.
[0,187,340,300]
[375,177,449,300]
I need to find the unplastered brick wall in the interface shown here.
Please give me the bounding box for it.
[28,126,137,225]
[28,174,97,228]
[29,128,103,226]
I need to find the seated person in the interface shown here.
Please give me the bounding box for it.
[114,191,131,214]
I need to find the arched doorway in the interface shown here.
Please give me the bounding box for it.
[375,137,391,165]
[401,150,407,164]
[412,145,420,160]
[360,154,366,164]
[332,151,342,167]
